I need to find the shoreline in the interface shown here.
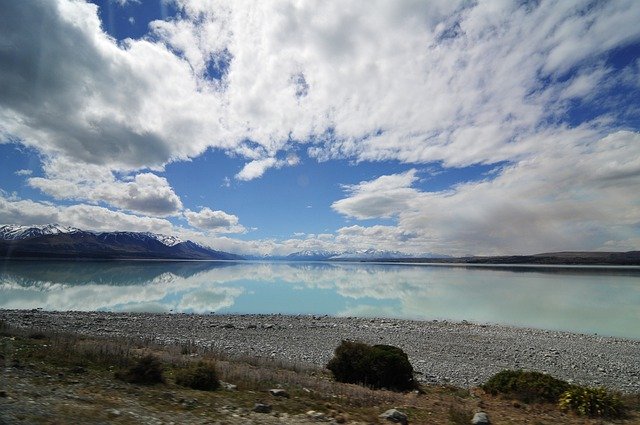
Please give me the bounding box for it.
[2,309,639,393]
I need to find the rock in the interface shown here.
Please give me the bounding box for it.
[253,403,272,413]
[0,390,7,397]
[220,381,237,391]
[306,410,327,421]
[269,388,289,398]
[106,409,121,417]
[379,408,408,425]
[471,411,490,424]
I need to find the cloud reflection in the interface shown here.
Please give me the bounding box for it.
[0,261,638,338]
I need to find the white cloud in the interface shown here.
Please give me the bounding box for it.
[2,0,638,174]
[235,158,278,181]
[14,169,32,176]
[235,154,300,181]
[0,1,639,255]
[184,207,245,233]
[27,159,183,216]
[0,194,174,234]
[332,169,419,219]
[332,129,640,255]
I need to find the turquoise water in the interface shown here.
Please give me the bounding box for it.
[1,260,639,339]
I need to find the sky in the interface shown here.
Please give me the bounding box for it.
[1,0,640,257]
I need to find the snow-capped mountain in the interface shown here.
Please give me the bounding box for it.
[0,224,81,240]
[283,249,418,261]
[0,224,242,260]
[285,250,340,261]
[329,249,415,260]
[0,224,186,248]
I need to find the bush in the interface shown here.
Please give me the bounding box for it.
[559,386,624,418]
[116,354,165,385]
[326,340,415,391]
[175,361,220,391]
[482,370,570,403]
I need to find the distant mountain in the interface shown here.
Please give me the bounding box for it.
[285,250,341,261]
[0,224,243,261]
[375,251,640,266]
[329,249,414,260]
[282,249,445,261]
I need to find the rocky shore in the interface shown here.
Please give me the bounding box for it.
[2,309,638,393]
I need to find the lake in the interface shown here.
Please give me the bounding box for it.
[1,260,639,339]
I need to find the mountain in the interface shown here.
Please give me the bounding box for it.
[285,250,340,261]
[282,249,442,261]
[375,251,640,266]
[329,249,414,260]
[0,224,243,261]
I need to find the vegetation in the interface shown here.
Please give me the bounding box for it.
[559,386,624,418]
[1,321,638,424]
[482,369,570,403]
[175,361,220,391]
[116,354,165,385]
[326,340,415,391]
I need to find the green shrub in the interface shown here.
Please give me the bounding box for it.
[482,370,570,403]
[116,354,165,385]
[175,361,220,391]
[326,340,415,391]
[558,386,624,418]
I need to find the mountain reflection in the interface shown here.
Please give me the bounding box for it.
[1,260,639,338]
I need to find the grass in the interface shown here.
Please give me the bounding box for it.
[1,320,638,424]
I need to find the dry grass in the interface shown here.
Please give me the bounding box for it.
[1,320,639,425]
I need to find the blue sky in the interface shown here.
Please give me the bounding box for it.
[1,0,640,256]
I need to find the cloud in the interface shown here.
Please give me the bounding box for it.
[184,207,245,233]
[14,169,32,176]
[332,169,419,219]
[3,0,638,175]
[27,159,183,216]
[235,158,278,181]
[332,129,640,255]
[235,154,300,181]
[0,194,174,234]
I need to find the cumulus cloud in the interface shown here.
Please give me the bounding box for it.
[3,0,638,173]
[1,0,640,254]
[0,194,174,234]
[235,154,300,181]
[332,170,419,219]
[27,159,183,216]
[184,207,245,233]
[332,129,640,255]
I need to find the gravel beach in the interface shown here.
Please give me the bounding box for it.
[2,309,638,393]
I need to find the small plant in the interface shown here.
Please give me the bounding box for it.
[482,370,570,403]
[558,386,624,418]
[116,354,165,385]
[447,405,471,425]
[175,361,220,391]
[326,340,415,391]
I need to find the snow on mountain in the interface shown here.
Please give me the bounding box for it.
[286,250,340,260]
[329,249,414,260]
[0,224,183,248]
[0,224,81,240]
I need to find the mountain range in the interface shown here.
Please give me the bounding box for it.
[0,224,243,261]
[1,224,638,265]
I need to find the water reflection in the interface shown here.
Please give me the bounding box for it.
[1,260,639,339]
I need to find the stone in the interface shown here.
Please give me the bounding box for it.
[471,411,490,424]
[220,381,237,391]
[252,403,272,413]
[379,408,408,425]
[306,410,327,421]
[269,388,289,398]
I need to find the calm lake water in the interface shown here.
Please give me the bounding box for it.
[1,260,639,339]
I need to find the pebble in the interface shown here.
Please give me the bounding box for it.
[1,310,638,393]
